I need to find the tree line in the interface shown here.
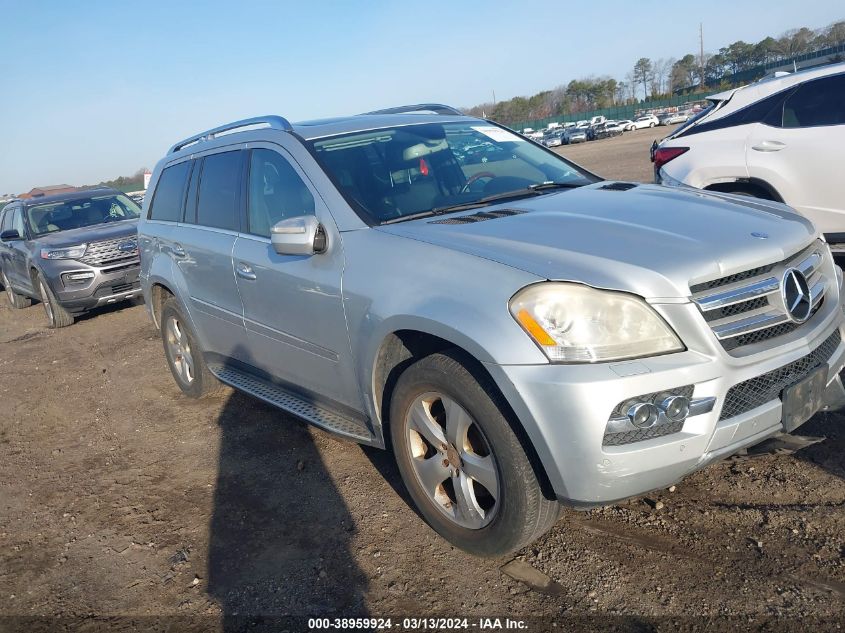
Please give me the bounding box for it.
[465,20,844,126]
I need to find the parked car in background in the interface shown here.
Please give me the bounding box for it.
[0,188,141,327]
[616,119,636,131]
[543,130,565,147]
[659,112,691,125]
[563,126,588,144]
[632,115,660,129]
[657,113,673,126]
[653,62,845,238]
[140,104,845,557]
[588,121,624,140]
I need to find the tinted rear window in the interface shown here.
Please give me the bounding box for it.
[783,74,845,128]
[149,162,190,222]
[196,151,242,231]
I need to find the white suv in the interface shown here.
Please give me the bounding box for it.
[632,115,659,129]
[653,63,845,239]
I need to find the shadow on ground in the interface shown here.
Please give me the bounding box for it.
[793,410,845,480]
[207,363,368,632]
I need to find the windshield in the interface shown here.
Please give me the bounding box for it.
[308,121,598,224]
[27,193,140,237]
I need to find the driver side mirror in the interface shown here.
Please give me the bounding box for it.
[0,229,21,241]
[270,216,327,256]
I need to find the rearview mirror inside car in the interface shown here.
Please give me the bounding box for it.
[270,216,327,256]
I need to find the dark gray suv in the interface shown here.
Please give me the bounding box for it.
[0,188,142,327]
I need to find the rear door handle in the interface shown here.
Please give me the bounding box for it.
[751,140,786,152]
[236,262,257,280]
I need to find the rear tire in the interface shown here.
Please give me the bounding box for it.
[390,350,560,557]
[2,269,31,309]
[37,273,74,328]
[160,296,223,398]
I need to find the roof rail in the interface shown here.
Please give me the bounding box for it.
[360,103,464,116]
[168,115,293,154]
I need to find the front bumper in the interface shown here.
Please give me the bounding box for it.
[44,259,141,314]
[485,292,845,506]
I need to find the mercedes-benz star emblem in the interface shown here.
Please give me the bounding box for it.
[781,268,812,323]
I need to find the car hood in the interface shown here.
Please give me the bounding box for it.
[377,183,816,300]
[34,219,138,249]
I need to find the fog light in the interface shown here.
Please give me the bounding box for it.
[66,272,94,281]
[659,396,690,422]
[627,402,659,428]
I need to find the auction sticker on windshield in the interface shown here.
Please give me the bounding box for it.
[472,126,525,143]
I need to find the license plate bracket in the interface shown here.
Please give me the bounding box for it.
[781,365,827,433]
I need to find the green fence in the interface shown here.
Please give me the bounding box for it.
[508,93,711,132]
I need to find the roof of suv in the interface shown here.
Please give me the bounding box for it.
[707,60,845,109]
[292,113,472,140]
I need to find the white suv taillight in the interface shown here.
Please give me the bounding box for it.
[653,147,689,171]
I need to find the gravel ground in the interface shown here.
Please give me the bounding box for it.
[1,129,844,632]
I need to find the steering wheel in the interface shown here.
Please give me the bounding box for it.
[460,171,497,194]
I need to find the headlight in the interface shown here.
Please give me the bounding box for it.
[41,244,87,260]
[509,282,684,363]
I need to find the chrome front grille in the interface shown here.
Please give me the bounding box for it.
[79,236,139,268]
[691,241,829,352]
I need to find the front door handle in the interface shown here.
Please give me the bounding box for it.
[236,262,257,280]
[751,140,786,152]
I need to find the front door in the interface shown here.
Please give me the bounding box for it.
[6,207,32,290]
[232,145,362,412]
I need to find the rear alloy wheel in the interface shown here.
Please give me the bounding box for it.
[160,296,222,398]
[1,270,31,309]
[37,273,73,327]
[390,351,560,557]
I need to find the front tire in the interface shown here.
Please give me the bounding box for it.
[37,273,73,328]
[2,269,31,309]
[390,351,559,557]
[160,296,222,398]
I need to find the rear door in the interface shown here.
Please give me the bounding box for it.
[746,72,845,234]
[231,143,361,411]
[169,149,248,361]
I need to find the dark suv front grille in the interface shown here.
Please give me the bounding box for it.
[79,236,139,268]
[719,329,841,420]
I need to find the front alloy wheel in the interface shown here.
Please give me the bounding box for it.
[390,351,560,557]
[405,392,499,529]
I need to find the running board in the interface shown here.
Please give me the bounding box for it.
[208,363,377,445]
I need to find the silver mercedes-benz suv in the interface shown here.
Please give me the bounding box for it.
[139,105,845,556]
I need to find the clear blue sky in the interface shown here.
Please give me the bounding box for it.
[0,0,841,194]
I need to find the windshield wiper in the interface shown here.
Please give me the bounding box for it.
[527,181,584,191]
[379,182,583,225]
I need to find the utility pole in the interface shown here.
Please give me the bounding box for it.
[492,89,497,106]
[699,22,705,88]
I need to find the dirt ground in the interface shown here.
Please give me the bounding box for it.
[554,123,681,182]
[1,131,844,632]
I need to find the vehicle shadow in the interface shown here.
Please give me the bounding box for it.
[73,297,145,324]
[207,350,369,632]
[791,410,845,480]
